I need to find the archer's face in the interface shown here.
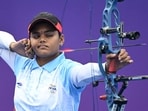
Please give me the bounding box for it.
[30,22,64,59]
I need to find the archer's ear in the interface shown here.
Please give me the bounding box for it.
[59,34,65,46]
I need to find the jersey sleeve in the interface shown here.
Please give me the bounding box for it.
[0,31,17,71]
[70,62,105,88]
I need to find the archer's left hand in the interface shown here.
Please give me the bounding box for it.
[105,49,133,73]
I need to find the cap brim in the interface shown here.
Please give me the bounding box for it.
[28,18,55,32]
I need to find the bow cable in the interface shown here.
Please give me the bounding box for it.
[87,0,100,111]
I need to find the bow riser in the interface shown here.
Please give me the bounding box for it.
[98,0,124,111]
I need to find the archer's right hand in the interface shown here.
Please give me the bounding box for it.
[10,38,34,59]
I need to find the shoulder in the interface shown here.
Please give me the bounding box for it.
[14,54,33,73]
[63,58,82,68]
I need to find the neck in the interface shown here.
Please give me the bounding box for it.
[36,52,60,66]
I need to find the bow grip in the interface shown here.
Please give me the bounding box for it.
[107,58,117,74]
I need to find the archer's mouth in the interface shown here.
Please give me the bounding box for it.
[38,45,49,49]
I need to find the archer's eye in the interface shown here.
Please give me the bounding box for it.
[44,31,55,38]
[30,32,40,39]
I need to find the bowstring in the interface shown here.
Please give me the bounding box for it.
[60,0,69,23]
[88,0,99,111]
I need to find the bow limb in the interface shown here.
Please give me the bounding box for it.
[98,0,123,110]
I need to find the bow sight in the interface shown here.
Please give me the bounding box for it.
[100,22,140,40]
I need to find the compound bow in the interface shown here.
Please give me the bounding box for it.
[85,0,140,111]
[98,0,140,111]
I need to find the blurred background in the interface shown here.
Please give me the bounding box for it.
[0,0,148,111]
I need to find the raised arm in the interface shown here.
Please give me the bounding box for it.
[0,31,16,49]
[70,49,133,88]
[0,31,16,70]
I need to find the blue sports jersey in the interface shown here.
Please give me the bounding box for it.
[0,31,104,111]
